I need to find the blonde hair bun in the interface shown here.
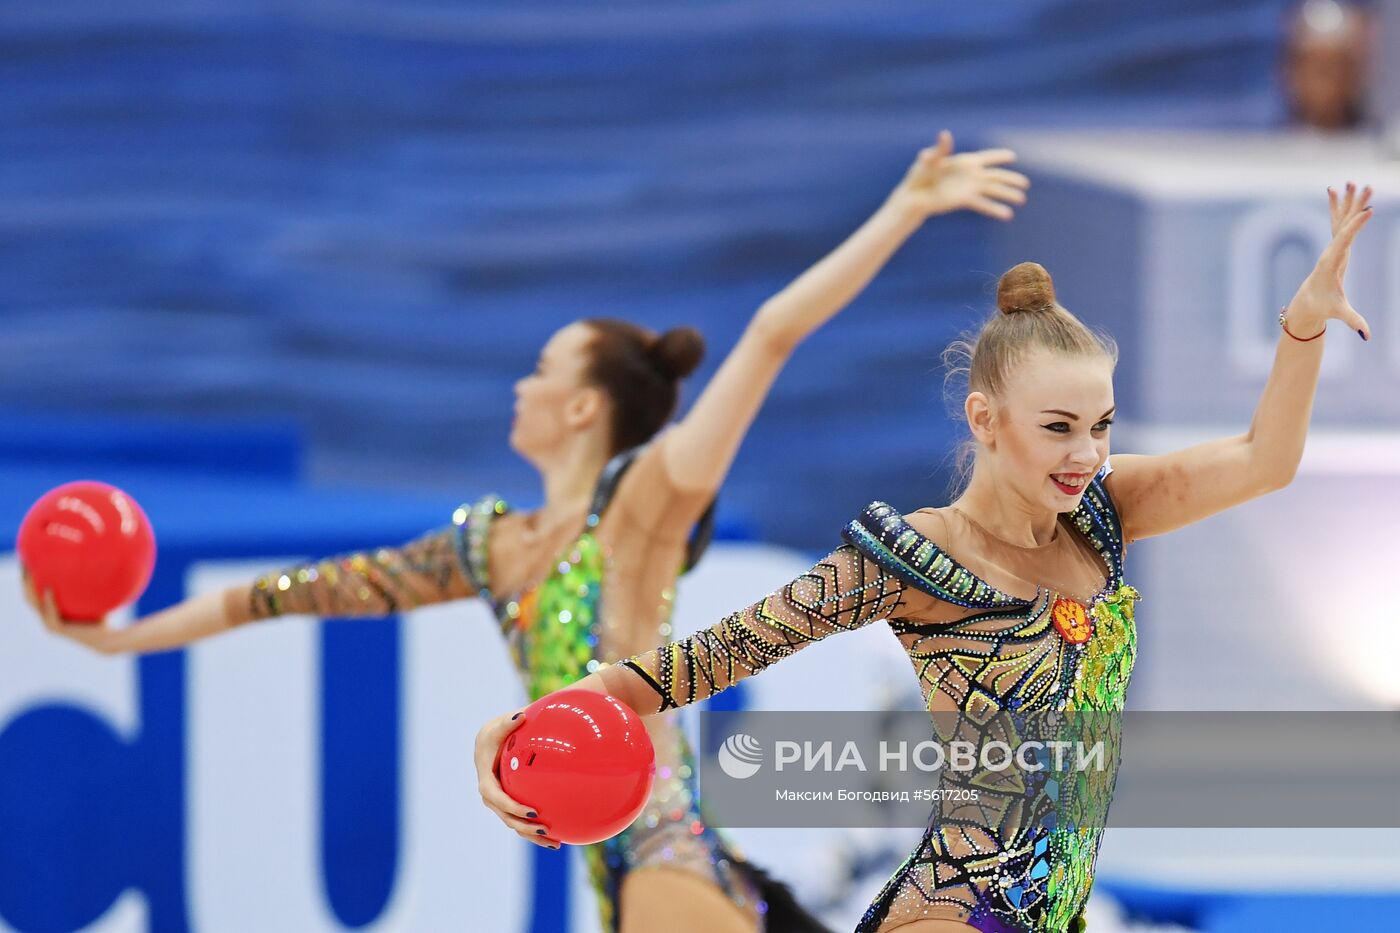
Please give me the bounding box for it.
[997,261,1057,314]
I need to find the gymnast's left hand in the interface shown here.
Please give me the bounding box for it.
[1283,183,1374,340]
[886,129,1029,221]
[22,564,125,655]
[474,709,562,849]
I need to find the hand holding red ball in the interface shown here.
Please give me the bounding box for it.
[477,688,655,848]
[17,481,156,634]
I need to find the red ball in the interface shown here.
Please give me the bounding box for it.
[497,689,655,845]
[17,481,156,623]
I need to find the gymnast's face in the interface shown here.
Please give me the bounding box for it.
[510,323,606,465]
[971,348,1115,514]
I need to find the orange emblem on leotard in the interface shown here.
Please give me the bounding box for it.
[514,590,538,632]
[1051,596,1093,644]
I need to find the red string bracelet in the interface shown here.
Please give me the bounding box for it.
[1279,309,1325,342]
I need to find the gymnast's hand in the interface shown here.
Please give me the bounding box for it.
[22,565,124,655]
[886,129,1029,221]
[1327,182,1371,285]
[474,709,562,849]
[1284,183,1374,341]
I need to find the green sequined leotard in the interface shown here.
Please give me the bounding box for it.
[450,448,766,933]
[616,461,1138,933]
[234,446,765,933]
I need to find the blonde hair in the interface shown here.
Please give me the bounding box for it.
[941,262,1118,496]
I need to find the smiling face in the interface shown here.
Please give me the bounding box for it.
[509,322,606,466]
[967,348,1115,513]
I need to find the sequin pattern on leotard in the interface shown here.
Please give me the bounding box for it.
[617,462,1138,933]
[235,448,764,933]
[456,479,766,933]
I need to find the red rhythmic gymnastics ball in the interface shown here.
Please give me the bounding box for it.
[497,689,655,845]
[17,481,156,623]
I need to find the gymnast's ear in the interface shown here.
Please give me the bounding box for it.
[965,391,997,448]
[564,384,607,433]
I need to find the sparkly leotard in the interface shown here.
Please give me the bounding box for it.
[613,461,1138,933]
[228,445,767,933]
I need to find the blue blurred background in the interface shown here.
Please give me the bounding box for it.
[2,0,1300,546]
[4,2,1400,932]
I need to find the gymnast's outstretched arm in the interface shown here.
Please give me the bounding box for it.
[474,545,910,844]
[25,525,479,655]
[1103,184,1374,545]
[654,131,1029,506]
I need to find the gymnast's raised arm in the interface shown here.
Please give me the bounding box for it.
[653,131,1029,507]
[1101,185,1373,545]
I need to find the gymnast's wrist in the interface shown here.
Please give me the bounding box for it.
[223,584,261,626]
[1278,308,1326,342]
[878,190,932,228]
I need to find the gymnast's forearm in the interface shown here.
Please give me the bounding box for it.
[747,197,924,355]
[521,662,677,720]
[1241,325,1327,490]
[111,527,480,655]
[237,527,478,622]
[96,589,242,655]
[563,666,656,719]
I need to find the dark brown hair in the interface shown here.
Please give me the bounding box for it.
[941,262,1118,494]
[582,318,705,455]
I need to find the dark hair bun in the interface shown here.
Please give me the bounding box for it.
[649,326,705,379]
[997,262,1057,314]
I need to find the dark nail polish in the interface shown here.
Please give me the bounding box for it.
[535,828,546,835]
[526,811,537,818]
[1359,329,1368,341]
[510,712,520,720]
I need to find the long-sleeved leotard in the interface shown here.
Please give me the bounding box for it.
[225,443,768,933]
[225,525,477,621]
[614,461,1138,933]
